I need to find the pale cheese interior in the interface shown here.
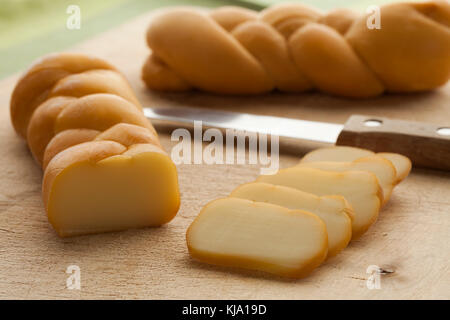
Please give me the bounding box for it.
[300,146,411,183]
[377,152,412,183]
[230,182,352,257]
[301,146,374,162]
[257,167,381,238]
[296,156,396,204]
[187,198,327,276]
[47,152,179,237]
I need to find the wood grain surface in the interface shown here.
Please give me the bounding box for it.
[0,9,449,299]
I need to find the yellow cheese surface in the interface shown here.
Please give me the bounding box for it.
[187,198,328,278]
[230,182,352,257]
[257,167,382,239]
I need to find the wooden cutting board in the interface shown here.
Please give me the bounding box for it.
[0,9,449,299]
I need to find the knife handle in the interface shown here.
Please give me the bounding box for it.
[336,115,450,171]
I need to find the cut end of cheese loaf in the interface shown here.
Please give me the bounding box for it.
[230,182,352,257]
[257,167,382,239]
[187,198,328,278]
[300,146,412,184]
[43,141,180,237]
[297,156,396,205]
[11,53,181,237]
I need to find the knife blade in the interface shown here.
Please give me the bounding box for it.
[144,106,342,144]
[143,106,450,171]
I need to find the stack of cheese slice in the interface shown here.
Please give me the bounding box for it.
[187,146,411,278]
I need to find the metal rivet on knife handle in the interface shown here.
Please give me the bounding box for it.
[336,115,450,171]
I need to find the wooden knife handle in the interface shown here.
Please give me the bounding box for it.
[336,115,450,171]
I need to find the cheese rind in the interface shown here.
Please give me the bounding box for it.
[10,53,116,138]
[187,198,328,278]
[230,182,352,257]
[297,156,396,204]
[257,167,382,239]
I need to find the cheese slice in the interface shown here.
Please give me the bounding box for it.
[257,167,382,239]
[301,146,374,162]
[230,182,352,257]
[187,197,328,278]
[296,156,396,204]
[377,152,412,184]
[300,146,411,184]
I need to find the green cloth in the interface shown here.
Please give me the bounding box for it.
[0,0,408,79]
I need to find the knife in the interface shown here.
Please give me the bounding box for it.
[229,0,269,10]
[143,107,450,171]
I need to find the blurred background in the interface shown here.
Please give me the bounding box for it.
[0,0,415,79]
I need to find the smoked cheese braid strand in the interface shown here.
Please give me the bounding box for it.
[142,1,450,98]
